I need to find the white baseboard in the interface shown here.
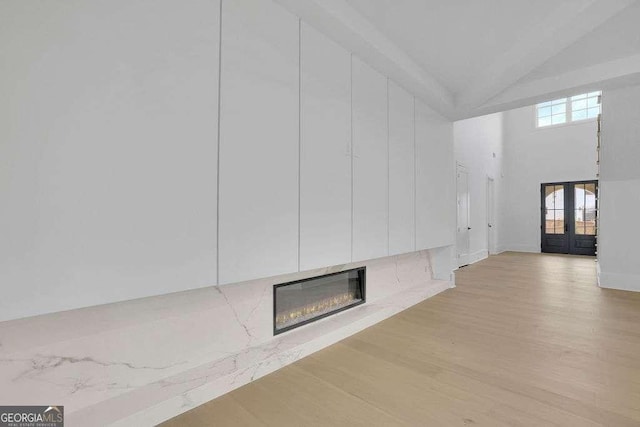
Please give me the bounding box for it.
[469,249,489,264]
[598,270,640,292]
[498,244,540,254]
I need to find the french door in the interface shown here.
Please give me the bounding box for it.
[541,181,597,256]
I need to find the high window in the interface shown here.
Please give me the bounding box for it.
[536,91,601,128]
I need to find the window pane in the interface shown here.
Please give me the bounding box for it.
[572,109,588,121]
[538,116,552,127]
[588,91,601,97]
[538,106,552,117]
[551,104,566,114]
[571,93,587,101]
[587,107,600,118]
[588,97,599,108]
[551,113,566,125]
[552,98,567,105]
[538,101,552,108]
[572,99,587,110]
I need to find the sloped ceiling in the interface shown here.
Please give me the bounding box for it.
[275,0,640,120]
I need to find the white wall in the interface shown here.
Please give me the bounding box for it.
[218,0,299,283]
[415,100,456,250]
[299,23,352,271]
[0,0,456,321]
[453,114,504,264]
[351,57,389,262]
[0,0,220,321]
[501,106,597,252]
[388,80,416,255]
[598,85,640,291]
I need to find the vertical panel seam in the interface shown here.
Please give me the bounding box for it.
[297,18,302,272]
[216,0,223,285]
[413,96,418,251]
[350,54,354,263]
[387,78,390,256]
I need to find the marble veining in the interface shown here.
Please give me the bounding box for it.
[0,247,453,426]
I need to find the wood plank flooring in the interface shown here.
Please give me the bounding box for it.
[162,252,640,426]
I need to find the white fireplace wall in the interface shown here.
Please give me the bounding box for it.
[299,23,352,271]
[389,80,417,256]
[0,0,221,321]
[351,56,390,262]
[0,248,452,426]
[0,0,456,322]
[217,0,300,284]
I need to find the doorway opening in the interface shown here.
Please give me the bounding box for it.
[541,180,597,256]
[457,164,470,267]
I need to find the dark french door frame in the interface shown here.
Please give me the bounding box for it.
[540,180,598,256]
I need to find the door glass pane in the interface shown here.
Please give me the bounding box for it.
[574,183,597,236]
[554,209,564,234]
[574,184,586,235]
[575,209,585,235]
[584,183,597,235]
[544,185,564,234]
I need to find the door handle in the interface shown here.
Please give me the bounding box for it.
[488,224,492,228]
[467,227,472,230]
[565,223,568,232]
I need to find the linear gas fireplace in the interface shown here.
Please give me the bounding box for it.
[273,267,366,335]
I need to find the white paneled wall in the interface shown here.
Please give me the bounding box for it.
[351,57,390,262]
[0,0,456,320]
[299,23,352,271]
[388,80,416,255]
[218,0,300,284]
[0,0,221,321]
[415,99,456,250]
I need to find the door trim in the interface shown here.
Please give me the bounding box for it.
[486,175,496,255]
[456,163,470,267]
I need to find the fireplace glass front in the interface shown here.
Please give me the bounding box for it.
[273,267,365,335]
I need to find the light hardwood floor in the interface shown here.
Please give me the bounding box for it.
[162,252,640,426]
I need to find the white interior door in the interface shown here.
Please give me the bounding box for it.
[456,165,470,267]
[487,177,496,255]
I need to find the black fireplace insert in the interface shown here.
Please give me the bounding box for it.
[273,267,366,335]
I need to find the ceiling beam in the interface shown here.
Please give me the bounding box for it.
[458,53,640,120]
[273,0,456,119]
[456,0,637,114]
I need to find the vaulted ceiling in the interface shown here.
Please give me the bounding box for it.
[276,0,640,119]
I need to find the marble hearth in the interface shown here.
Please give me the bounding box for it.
[0,247,454,426]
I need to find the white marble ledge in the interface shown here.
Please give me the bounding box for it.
[69,278,452,426]
[0,248,452,426]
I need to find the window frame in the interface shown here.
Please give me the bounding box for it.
[535,91,601,129]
